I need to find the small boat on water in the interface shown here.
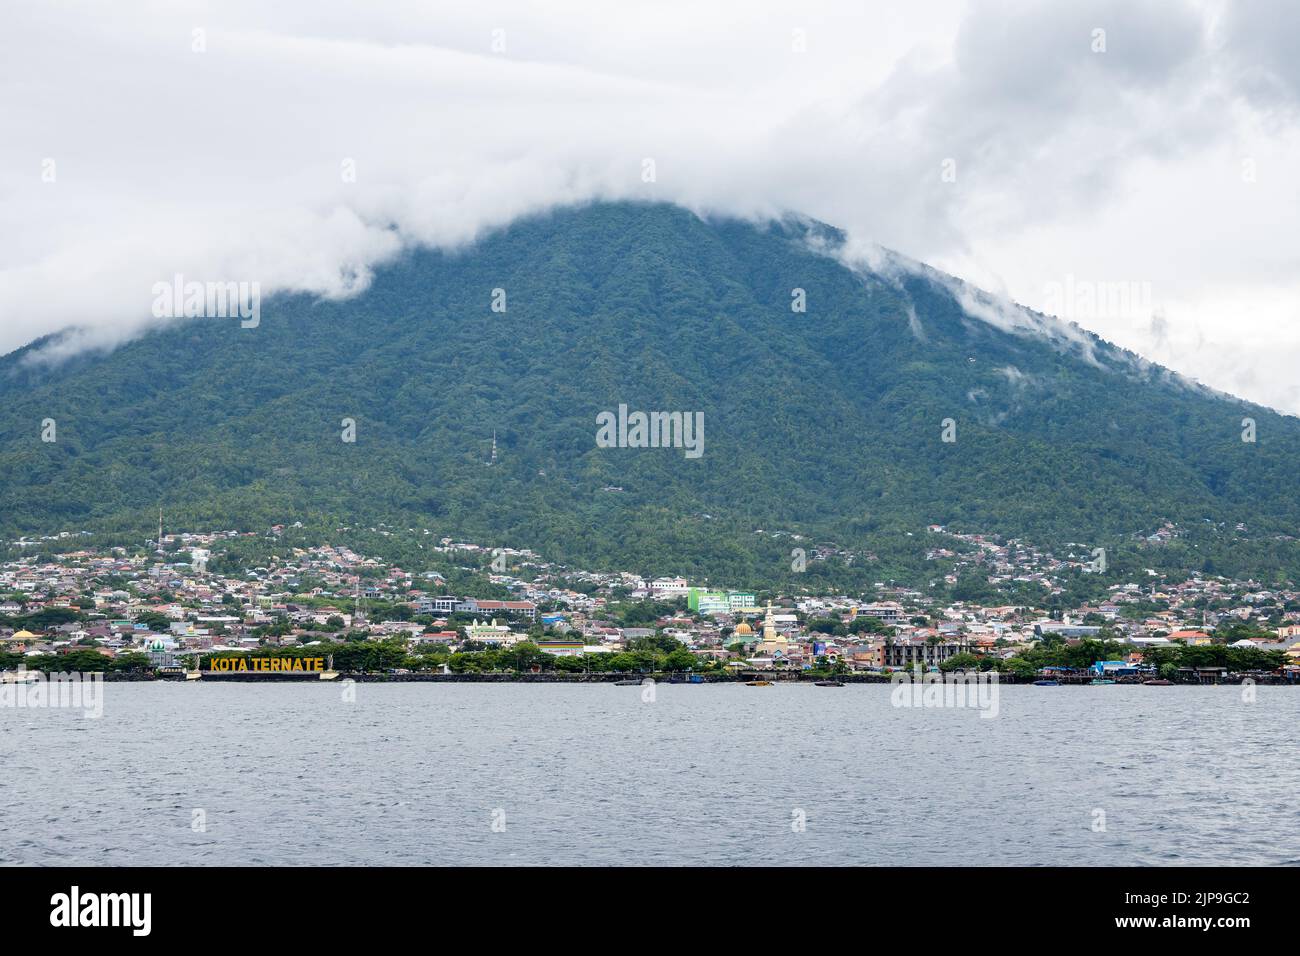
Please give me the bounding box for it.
[1089,678,1116,685]
[1143,679,1174,686]
[814,680,845,687]
[0,668,40,684]
[1032,679,1060,686]
[745,680,774,687]
[614,679,643,686]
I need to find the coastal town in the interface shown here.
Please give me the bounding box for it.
[2,523,1299,684]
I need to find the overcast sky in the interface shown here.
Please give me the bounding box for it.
[3,0,1298,411]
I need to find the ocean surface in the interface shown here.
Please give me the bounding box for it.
[3,681,1297,866]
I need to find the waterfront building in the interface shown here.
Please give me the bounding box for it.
[464,619,518,646]
[537,642,613,657]
[882,638,970,669]
[535,641,586,657]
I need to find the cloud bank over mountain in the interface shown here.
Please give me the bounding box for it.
[2,0,1298,409]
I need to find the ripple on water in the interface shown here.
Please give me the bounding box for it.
[1,683,1297,865]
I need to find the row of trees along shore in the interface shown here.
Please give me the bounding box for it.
[2,635,1287,679]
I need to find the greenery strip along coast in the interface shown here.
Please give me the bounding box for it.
[5,637,1289,683]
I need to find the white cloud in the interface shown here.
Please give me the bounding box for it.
[1,0,1298,410]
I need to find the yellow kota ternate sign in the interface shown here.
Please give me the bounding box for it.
[207,657,325,672]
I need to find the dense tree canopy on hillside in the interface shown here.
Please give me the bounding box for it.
[2,202,1299,586]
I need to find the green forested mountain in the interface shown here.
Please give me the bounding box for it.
[1,201,1298,585]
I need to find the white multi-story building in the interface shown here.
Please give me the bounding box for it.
[728,592,758,612]
[650,577,689,598]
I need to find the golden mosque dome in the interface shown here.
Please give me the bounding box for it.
[734,621,753,636]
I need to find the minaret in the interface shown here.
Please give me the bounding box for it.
[354,578,367,625]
